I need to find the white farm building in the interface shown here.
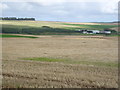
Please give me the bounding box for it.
[92,30,100,34]
[77,29,112,34]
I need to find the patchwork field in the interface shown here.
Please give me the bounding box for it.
[2,35,118,88]
[1,20,119,35]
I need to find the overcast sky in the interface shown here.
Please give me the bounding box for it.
[1,0,119,22]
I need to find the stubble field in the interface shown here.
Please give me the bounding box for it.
[2,35,118,88]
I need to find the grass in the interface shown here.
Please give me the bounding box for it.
[23,57,118,67]
[0,34,38,38]
[1,24,82,35]
[62,23,119,30]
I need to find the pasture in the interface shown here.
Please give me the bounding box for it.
[62,23,119,30]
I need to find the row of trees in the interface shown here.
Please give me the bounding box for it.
[0,17,35,21]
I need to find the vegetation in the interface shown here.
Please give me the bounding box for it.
[23,57,118,67]
[2,24,81,35]
[3,35,118,88]
[1,34,38,38]
[23,57,67,62]
[0,17,35,21]
[2,20,118,88]
[1,20,119,35]
[1,24,119,35]
[62,23,119,30]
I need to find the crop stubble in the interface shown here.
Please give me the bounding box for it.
[2,35,118,88]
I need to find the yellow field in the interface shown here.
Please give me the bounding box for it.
[1,20,79,28]
[2,35,118,88]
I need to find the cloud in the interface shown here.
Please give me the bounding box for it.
[18,2,33,11]
[1,0,119,22]
[0,3,9,10]
[2,2,34,12]
[100,1,118,14]
[1,0,119,2]
[1,0,119,13]
[34,0,65,6]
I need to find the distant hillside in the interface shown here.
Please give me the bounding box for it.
[112,21,120,23]
[0,20,119,35]
[91,21,120,23]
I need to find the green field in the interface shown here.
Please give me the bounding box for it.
[62,23,119,30]
[0,34,38,38]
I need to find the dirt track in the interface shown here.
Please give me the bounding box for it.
[2,35,118,88]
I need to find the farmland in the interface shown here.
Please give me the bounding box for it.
[1,20,119,88]
[1,20,119,35]
[62,23,119,30]
[2,35,118,88]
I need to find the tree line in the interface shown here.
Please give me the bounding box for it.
[0,17,35,21]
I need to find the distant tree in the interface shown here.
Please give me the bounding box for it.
[1,17,35,21]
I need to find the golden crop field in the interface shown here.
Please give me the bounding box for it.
[1,20,118,30]
[1,20,79,28]
[2,34,118,88]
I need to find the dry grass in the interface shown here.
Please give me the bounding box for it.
[1,20,117,29]
[2,35,118,88]
[1,20,79,28]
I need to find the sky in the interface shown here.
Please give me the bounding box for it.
[0,0,119,22]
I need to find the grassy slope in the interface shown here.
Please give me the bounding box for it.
[62,23,119,30]
[1,20,73,28]
[0,34,38,38]
[1,20,119,30]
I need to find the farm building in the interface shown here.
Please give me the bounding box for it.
[92,30,100,34]
[80,30,100,34]
[78,29,111,34]
[102,30,112,34]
